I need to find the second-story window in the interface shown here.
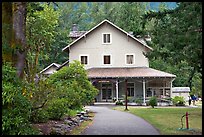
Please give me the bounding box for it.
[126,54,134,65]
[103,55,111,64]
[102,33,111,44]
[80,55,88,65]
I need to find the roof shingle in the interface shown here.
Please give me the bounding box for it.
[87,67,176,78]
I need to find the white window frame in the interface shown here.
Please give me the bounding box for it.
[102,54,112,65]
[127,82,135,97]
[79,54,89,65]
[125,53,135,65]
[102,33,112,44]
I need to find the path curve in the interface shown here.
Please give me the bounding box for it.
[81,106,160,135]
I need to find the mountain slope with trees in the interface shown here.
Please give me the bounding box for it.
[2,2,202,135]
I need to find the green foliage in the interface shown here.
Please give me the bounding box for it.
[2,63,37,135]
[26,3,60,81]
[135,97,143,105]
[149,96,157,108]
[46,98,70,120]
[144,2,202,89]
[28,61,98,121]
[191,72,202,97]
[122,95,134,103]
[48,60,98,108]
[172,96,185,106]
[28,79,55,109]
[115,100,123,105]
[31,109,49,123]
[114,2,147,35]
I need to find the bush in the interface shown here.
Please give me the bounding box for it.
[2,63,37,135]
[172,96,185,106]
[149,96,157,108]
[46,98,70,120]
[135,98,143,105]
[48,60,98,109]
[115,100,123,105]
[30,109,49,123]
[122,95,134,102]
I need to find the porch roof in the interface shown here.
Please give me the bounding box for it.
[87,67,176,78]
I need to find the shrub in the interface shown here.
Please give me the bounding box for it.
[172,96,185,106]
[149,96,157,108]
[122,95,134,102]
[30,109,49,123]
[2,63,37,135]
[135,98,143,105]
[115,100,123,105]
[46,98,70,120]
[48,60,98,109]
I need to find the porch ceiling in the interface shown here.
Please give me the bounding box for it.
[87,67,176,79]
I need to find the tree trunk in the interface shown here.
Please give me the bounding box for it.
[187,67,196,91]
[2,2,13,63]
[12,2,27,78]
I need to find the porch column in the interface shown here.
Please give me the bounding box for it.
[143,79,146,105]
[170,78,175,98]
[125,79,128,110]
[115,80,119,101]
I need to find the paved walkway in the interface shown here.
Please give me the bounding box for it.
[81,105,160,135]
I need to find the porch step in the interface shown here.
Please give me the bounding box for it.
[94,102,116,106]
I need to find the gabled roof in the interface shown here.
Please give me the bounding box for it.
[56,60,69,71]
[62,19,153,51]
[87,67,176,78]
[40,63,61,74]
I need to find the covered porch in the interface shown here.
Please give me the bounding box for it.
[87,67,176,105]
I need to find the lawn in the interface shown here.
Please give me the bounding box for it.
[113,106,202,135]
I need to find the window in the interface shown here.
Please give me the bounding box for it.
[102,33,111,44]
[126,54,134,64]
[103,55,111,64]
[80,55,88,65]
[127,83,134,96]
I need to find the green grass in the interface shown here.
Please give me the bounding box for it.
[195,100,202,107]
[113,106,202,135]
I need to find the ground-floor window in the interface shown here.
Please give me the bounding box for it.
[101,83,112,100]
[127,82,134,96]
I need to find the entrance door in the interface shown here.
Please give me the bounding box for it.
[101,83,112,102]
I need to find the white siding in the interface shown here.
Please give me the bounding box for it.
[69,23,149,69]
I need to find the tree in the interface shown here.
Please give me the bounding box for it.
[2,2,13,63]
[2,2,27,79]
[143,2,202,89]
[13,2,27,78]
[115,2,148,36]
[25,3,60,82]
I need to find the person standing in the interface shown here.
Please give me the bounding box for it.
[191,95,196,106]
[188,95,192,106]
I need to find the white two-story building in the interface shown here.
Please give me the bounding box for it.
[61,19,176,104]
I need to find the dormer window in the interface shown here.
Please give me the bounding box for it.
[102,33,111,44]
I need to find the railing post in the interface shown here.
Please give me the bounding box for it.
[186,112,189,129]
